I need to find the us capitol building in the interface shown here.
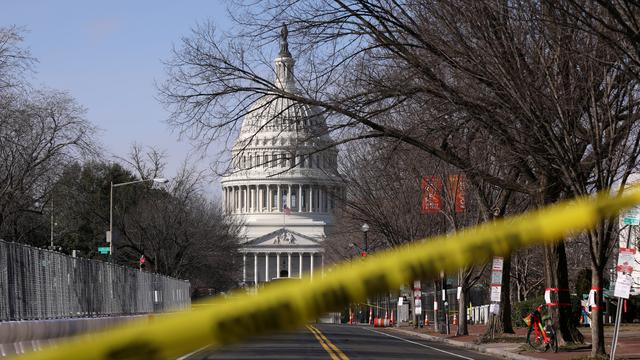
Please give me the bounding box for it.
[221,26,342,286]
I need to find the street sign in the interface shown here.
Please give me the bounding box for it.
[492,257,504,271]
[491,271,502,285]
[614,274,633,299]
[616,247,637,274]
[106,230,112,243]
[490,303,500,314]
[98,246,111,255]
[490,285,502,302]
[623,207,640,225]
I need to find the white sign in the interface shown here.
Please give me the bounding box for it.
[433,301,438,311]
[106,230,112,243]
[614,274,633,299]
[492,257,504,271]
[490,303,500,314]
[413,280,421,290]
[415,306,422,315]
[616,247,637,274]
[544,289,551,304]
[588,289,596,307]
[415,298,422,308]
[456,286,462,300]
[398,297,404,306]
[490,285,502,302]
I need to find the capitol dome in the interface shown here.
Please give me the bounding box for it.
[221,25,342,286]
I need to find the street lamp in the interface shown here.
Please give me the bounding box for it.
[361,223,369,257]
[108,178,169,256]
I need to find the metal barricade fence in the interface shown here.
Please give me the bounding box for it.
[0,240,190,321]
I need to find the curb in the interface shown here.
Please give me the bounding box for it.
[388,328,539,360]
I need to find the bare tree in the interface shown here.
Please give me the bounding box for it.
[0,90,97,243]
[117,149,243,292]
[0,26,33,92]
[161,0,640,344]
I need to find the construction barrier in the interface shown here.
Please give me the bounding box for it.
[373,318,392,327]
[14,188,640,360]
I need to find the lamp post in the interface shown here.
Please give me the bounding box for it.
[108,177,169,257]
[361,223,369,257]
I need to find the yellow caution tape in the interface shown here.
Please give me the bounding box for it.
[15,189,640,360]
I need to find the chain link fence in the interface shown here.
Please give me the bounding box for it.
[0,240,190,321]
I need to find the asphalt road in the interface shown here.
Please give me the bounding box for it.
[182,324,496,360]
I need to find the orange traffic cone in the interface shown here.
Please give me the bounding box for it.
[453,314,458,325]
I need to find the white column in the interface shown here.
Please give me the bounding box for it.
[310,253,315,280]
[241,186,245,213]
[287,184,292,209]
[298,184,303,211]
[277,185,282,211]
[276,253,281,278]
[258,185,263,213]
[309,185,314,212]
[230,187,234,212]
[267,185,272,212]
[246,186,250,213]
[287,253,292,278]
[299,252,303,278]
[254,185,258,211]
[265,253,270,282]
[243,253,246,283]
[254,253,258,285]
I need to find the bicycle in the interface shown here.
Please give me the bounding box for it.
[523,305,558,353]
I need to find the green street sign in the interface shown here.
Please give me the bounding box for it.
[623,206,640,225]
[98,246,111,254]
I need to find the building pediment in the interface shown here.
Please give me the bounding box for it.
[242,228,322,248]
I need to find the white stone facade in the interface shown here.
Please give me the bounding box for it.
[221,27,341,286]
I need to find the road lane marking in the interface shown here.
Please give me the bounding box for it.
[308,325,349,360]
[175,346,208,360]
[307,325,340,360]
[365,328,475,360]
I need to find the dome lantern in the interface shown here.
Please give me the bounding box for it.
[275,24,295,91]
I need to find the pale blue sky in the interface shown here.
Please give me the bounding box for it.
[1,0,232,197]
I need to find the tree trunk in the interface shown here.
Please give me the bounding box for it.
[457,273,469,336]
[544,242,584,344]
[501,255,514,333]
[591,265,606,356]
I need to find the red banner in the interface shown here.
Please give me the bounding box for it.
[446,175,466,213]
[421,176,442,214]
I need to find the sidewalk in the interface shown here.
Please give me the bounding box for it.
[388,323,640,359]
